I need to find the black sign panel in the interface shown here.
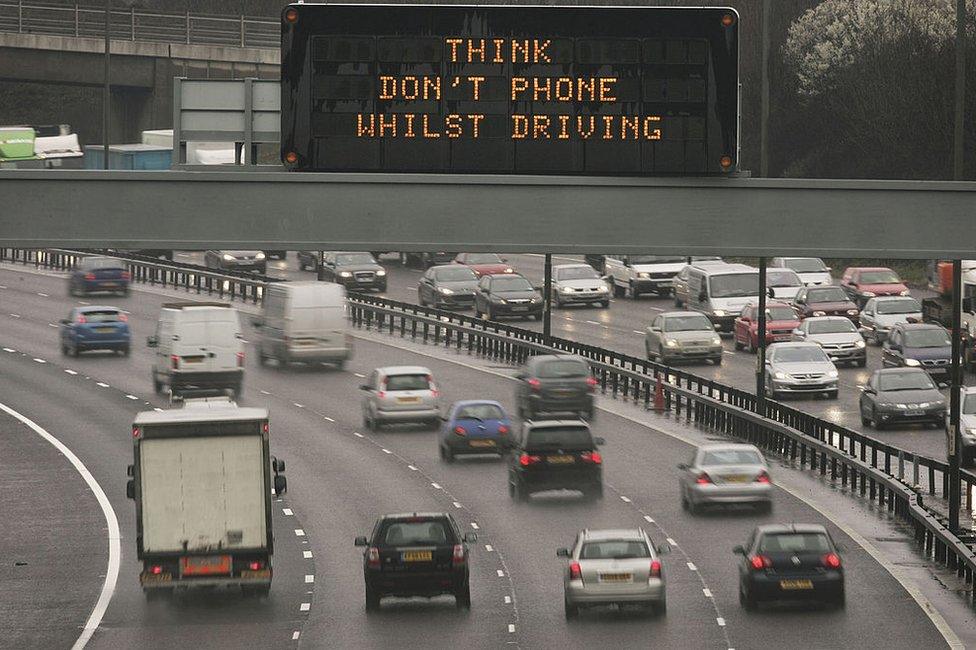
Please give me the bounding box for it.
[281,4,739,175]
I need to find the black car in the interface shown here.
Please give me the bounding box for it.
[354,512,477,611]
[68,256,130,296]
[474,273,542,320]
[734,523,844,610]
[508,420,605,501]
[319,251,387,291]
[859,367,946,429]
[402,251,457,269]
[881,322,952,382]
[297,250,322,272]
[263,250,287,260]
[515,354,596,420]
[418,265,479,309]
[203,250,267,274]
[584,254,607,274]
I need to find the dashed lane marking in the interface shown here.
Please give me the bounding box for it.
[497,569,505,577]
[9,313,20,318]
[703,588,713,598]
[504,595,512,604]
[283,508,293,516]
[382,448,391,454]
[294,529,306,537]
[293,403,304,408]
[717,618,726,627]
[96,382,110,388]
[619,495,631,503]
[470,522,479,530]
[303,550,313,559]
[453,501,462,508]
[305,575,314,583]
[260,390,270,395]
[64,369,77,375]
[643,515,655,523]
[48,323,57,328]
[353,432,364,438]
[407,465,418,471]
[125,395,139,401]
[431,482,442,489]
[354,372,366,378]
[508,624,516,634]
[152,408,163,412]
[2,348,15,353]
[292,632,300,641]
[323,416,334,422]
[632,330,645,335]
[33,358,45,364]
[666,538,677,546]
[37,292,48,297]
[485,545,494,552]
[687,562,698,571]
[300,603,311,612]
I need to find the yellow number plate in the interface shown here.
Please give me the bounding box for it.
[403,550,432,562]
[547,455,574,464]
[469,439,496,447]
[600,573,632,583]
[779,579,813,590]
[723,475,749,483]
[397,396,420,403]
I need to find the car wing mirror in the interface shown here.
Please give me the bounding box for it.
[834,543,846,553]
[556,547,571,557]
[354,536,368,547]
[792,328,803,335]
[676,463,688,470]
[656,543,671,556]
[360,384,371,391]
[126,479,135,499]
[250,317,263,327]
[146,336,158,348]
[273,475,288,495]
[732,545,745,555]
[463,532,478,543]
[698,292,707,302]
[939,382,950,389]
[767,287,776,298]
[59,318,70,325]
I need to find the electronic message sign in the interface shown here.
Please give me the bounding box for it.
[280,4,739,175]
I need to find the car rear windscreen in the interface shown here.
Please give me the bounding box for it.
[701,449,762,466]
[580,540,650,559]
[380,520,454,546]
[525,426,593,449]
[385,374,430,391]
[537,359,589,378]
[758,533,830,553]
[82,310,124,323]
[456,404,505,420]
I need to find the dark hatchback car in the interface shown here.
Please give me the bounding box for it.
[68,256,130,296]
[355,513,477,611]
[881,322,952,382]
[508,420,605,501]
[59,306,130,356]
[735,524,845,610]
[790,286,860,322]
[418,265,479,310]
[515,354,597,420]
[439,400,512,461]
[859,367,946,429]
[319,251,387,291]
[474,273,542,321]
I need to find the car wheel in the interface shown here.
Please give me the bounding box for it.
[612,282,625,298]
[121,346,130,357]
[740,584,757,611]
[712,355,723,366]
[553,296,563,309]
[758,500,773,515]
[258,346,268,367]
[418,291,426,307]
[564,596,579,619]
[674,294,682,307]
[588,483,604,500]
[747,336,756,354]
[826,390,839,400]
[233,383,244,399]
[856,357,867,367]
[860,407,870,426]
[510,477,526,502]
[832,588,846,610]
[645,342,654,360]
[680,488,690,511]
[440,445,454,463]
[152,371,163,395]
[870,408,884,430]
[486,306,495,320]
[600,300,609,309]
[628,282,640,299]
[60,343,68,356]
[734,337,744,351]
[365,584,381,611]
[455,581,471,610]
[652,598,667,616]
[532,313,542,321]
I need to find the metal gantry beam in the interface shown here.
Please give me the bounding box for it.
[1,170,976,256]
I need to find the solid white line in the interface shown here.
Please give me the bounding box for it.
[95,382,109,388]
[0,402,121,650]
[125,395,139,401]
[303,550,313,559]
[33,358,45,364]
[282,508,293,516]
[300,603,311,612]
[64,369,77,375]
[643,515,655,523]
[294,529,306,537]
[292,631,300,640]
[305,575,314,583]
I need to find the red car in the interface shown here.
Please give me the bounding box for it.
[733,302,801,352]
[840,267,909,308]
[454,253,514,277]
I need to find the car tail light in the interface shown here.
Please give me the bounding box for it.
[452,544,466,566]
[569,561,582,581]
[650,559,662,578]
[84,272,96,280]
[149,565,163,575]
[749,555,772,570]
[519,453,542,467]
[431,388,441,398]
[586,376,598,391]
[453,426,467,436]
[755,470,771,484]
[248,560,263,571]
[76,315,87,324]
[527,378,541,391]
[367,547,380,569]
[132,426,140,438]
[121,271,131,280]
[236,351,245,367]
[695,472,712,485]
[822,553,842,569]
[170,354,179,370]
[498,424,509,435]
[580,451,602,464]
[377,391,386,399]
[118,313,128,322]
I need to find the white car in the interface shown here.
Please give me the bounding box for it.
[764,342,839,400]
[859,296,923,344]
[361,366,440,430]
[678,443,772,513]
[765,268,804,301]
[550,263,611,309]
[770,257,832,286]
[791,316,867,367]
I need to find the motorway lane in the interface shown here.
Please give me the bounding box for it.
[1,265,949,648]
[196,250,949,463]
[0,410,104,649]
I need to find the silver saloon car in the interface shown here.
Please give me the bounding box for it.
[791,316,867,367]
[678,444,773,514]
[645,311,724,365]
[558,528,670,618]
[551,263,611,308]
[764,342,839,399]
[361,366,441,430]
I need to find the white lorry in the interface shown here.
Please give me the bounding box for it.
[126,397,287,598]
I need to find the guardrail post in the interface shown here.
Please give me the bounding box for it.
[18,0,22,33]
[130,7,135,40]
[75,4,79,36]
[185,10,190,44]
[898,451,904,481]
[240,14,245,46]
[913,456,920,487]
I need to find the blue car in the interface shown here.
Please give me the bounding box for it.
[439,400,512,462]
[68,256,130,296]
[60,306,131,356]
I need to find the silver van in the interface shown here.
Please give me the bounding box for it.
[253,282,352,369]
[685,263,760,332]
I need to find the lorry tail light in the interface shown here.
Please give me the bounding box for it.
[170,355,179,369]
[262,422,270,434]
[650,559,662,578]
[132,426,140,438]
[527,378,541,391]
[77,315,87,324]
[822,553,842,569]
[367,547,381,569]
[236,351,245,367]
[452,544,466,566]
[569,561,582,581]
[695,472,712,485]
[118,313,128,322]
[749,555,772,570]
[519,453,541,467]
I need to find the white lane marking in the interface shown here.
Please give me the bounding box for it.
[407,465,418,471]
[453,501,462,508]
[633,330,645,335]
[293,403,304,408]
[485,544,494,552]
[703,588,713,598]
[64,369,77,375]
[48,323,57,328]
[354,372,366,378]
[666,538,677,546]
[0,402,121,650]
[78,301,89,305]
[303,550,313,559]
[0,284,5,288]
[9,313,20,318]
[96,382,110,388]
[508,624,516,634]
[152,407,163,412]
[497,569,505,577]
[687,562,698,571]
[470,522,479,530]
[504,595,512,604]
[282,508,293,516]
[353,432,364,438]
[2,347,15,352]
[294,529,306,537]
[716,618,726,627]
[260,390,270,395]
[33,358,45,364]
[37,292,49,297]
[431,482,442,489]
[643,515,655,523]
[299,603,310,612]
[619,495,631,503]
[292,631,300,641]
[382,448,391,454]
[124,395,139,401]
[323,416,334,422]
[585,320,600,325]
[305,575,314,583]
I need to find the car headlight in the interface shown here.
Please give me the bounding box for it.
[496,297,507,304]
[861,291,876,297]
[855,340,866,348]
[711,336,722,346]
[966,427,976,437]
[530,296,541,303]
[222,254,235,261]
[899,290,910,296]
[637,272,650,279]
[438,287,454,295]
[255,252,266,260]
[504,268,514,274]
[713,310,727,317]
[812,310,826,317]
[895,403,909,409]
[773,371,788,380]
[597,285,609,292]
[904,358,921,367]
[665,339,679,347]
[339,271,352,278]
[828,370,839,378]
[561,286,574,294]
[847,309,859,316]
[934,400,947,409]
[376,269,386,276]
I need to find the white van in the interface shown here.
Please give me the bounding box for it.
[253,282,352,369]
[148,302,244,397]
[685,263,760,332]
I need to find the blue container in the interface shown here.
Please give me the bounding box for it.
[84,144,171,170]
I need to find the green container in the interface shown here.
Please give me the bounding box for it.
[0,127,36,162]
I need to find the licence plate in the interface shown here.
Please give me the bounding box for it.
[182,357,203,363]
[100,282,118,287]
[774,335,790,341]
[547,455,574,464]
[95,327,114,333]
[511,306,529,312]
[181,555,231,576]
[469,439,496,447]
[722,475,750,483]
[403,550,432,562]
[600,573,632,583]
[397,396,420,403]
[905,410,924,416]
[779,579,814,590]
